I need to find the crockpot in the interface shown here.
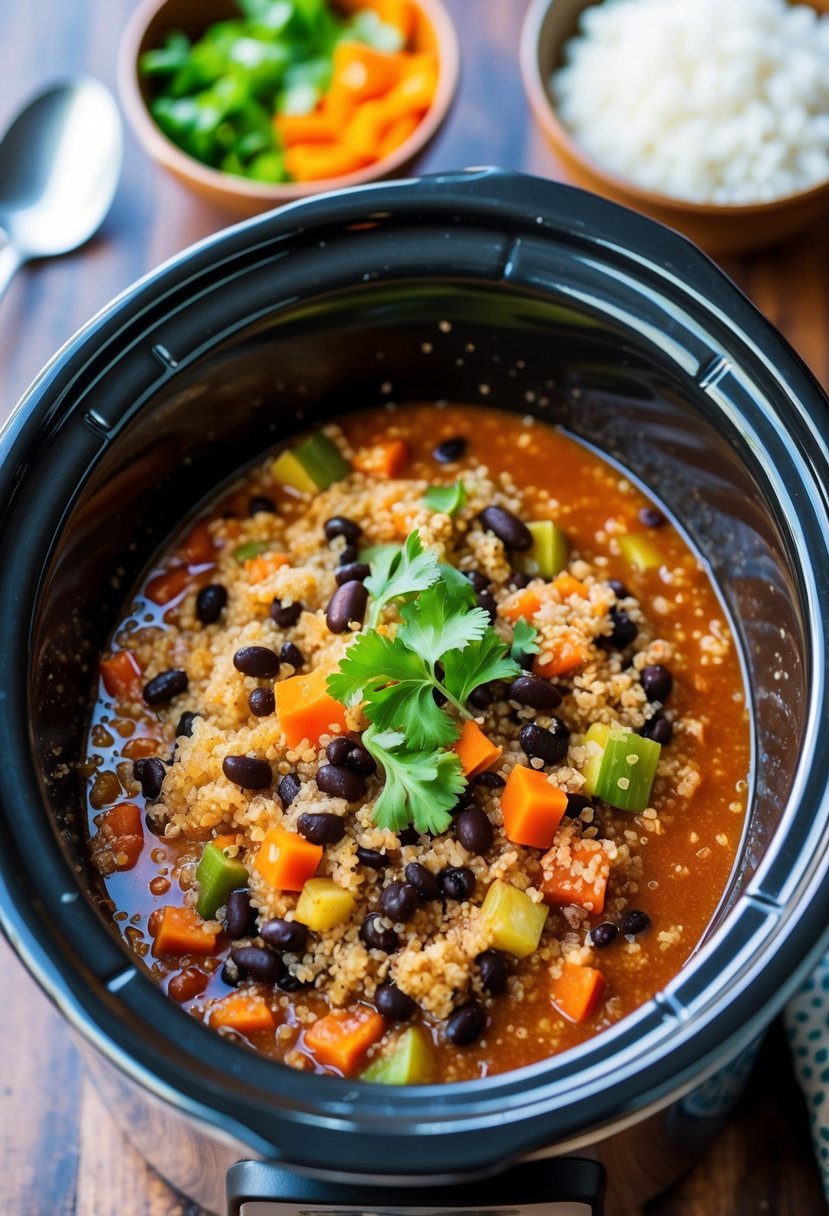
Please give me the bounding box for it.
[2,169,829,1216]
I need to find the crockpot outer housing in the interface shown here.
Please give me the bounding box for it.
[2,169,829,1191]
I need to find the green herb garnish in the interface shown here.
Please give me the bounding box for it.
[423,481,467,517]
[511,618,541,665]
[364,530,440,628]
[362,726,466,836]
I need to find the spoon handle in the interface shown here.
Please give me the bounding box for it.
[0,241,23,302]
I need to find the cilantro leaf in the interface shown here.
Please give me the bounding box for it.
[438,563,478,605]
[511,618,541,664]
[442,631,521,705]
[423,481,467,517]
[398,581,490,667]
[365,530,440,628]
[364,724,465,836]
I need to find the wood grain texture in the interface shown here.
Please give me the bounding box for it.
[1,0,829,1212]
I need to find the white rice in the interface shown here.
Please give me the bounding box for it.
[551,0,829,204]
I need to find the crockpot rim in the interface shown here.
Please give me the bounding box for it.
[2,168,829,1177]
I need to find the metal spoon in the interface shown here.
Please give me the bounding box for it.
[0,77,122,302]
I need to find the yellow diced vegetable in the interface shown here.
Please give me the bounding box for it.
[480,878,549,958]
[518,520,569,579]
[271,449,319,494]
[618,533,663,572]
[295,877,356,930]
[581,722,610,798]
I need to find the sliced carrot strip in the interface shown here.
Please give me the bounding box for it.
[255,827,322,892]
[501,765,568,849]
[284,140,373,183]
[99,803,144,840]
[533,635,588,679]
[373,0,416,40]
[550,961,606,1023]
[146,566,191,605]
[378,111,421,158]
[151,905,218,957]
[99,651,143,701]
[352,438,409,478]
[500,586,543,623]
[453,720,502,778]
[275,109,338,147]
[209,992,276,1035]
[541,840,611,914]
[381,63,438,122]
[275,667,348,748]
[304,1007,386,1074]
[331,41,410,103]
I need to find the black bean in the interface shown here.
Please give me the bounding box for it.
[477,949,508,994]
[222,755,272,790]
[607,579,629,600]
[280,641,304,671]
[338,543,359,566]
[591,922,620,949]
[641,714,673,745]
[261,918,309,953]
[346,745,376,776]
[515,648,535,671]
[509,674,562,710]
[175,710,199,739]
[622,909,651,936]
[507,570,531,590]
[230,945,283,985]
[472,771,506,789]
[277,771,301,809]
[336,562,371,586]
[480,505,533,551]
[455,807,494,854]
[375,982,417,1022]
[143,669,188,705]
[249,495,277,516]
[357,846,388,870]
[324,516,362,543]
[360,913,399,953]
[565,793,592,818]
[270,598,303,628]
[464,570,490,593]
[380,881,418,922]
[519,720,570,765]
[326,581,368,633]
[233,645,280,678]
[220,962,240,987]
[133,756,166,800]
[439,866,476,901]
[326,736,353,765]
[446,1002,487,1046]
[276,971,307,992]
[641,664,673,703]
[639,506,664,528]
[603,608,638,649]
[248,687,275,717]
[316,764,366,802]
[476,589,497,624]
[468,685,493,711]
[196,583,227,625]
[405,861,440,901]
[225,890,255,940]
[398,827,420,847]
[433,436,467,463]
[297,812,346,845]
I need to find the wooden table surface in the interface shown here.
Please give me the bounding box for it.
[2,1,829,1213]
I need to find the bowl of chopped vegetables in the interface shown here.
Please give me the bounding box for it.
[119,0,460,214]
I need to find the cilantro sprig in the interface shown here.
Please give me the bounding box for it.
[423,480,467,517]
[363,725,466,836]
[364,531,439,628]
[511,618,541,665]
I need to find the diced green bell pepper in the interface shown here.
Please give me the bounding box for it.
[233,539,272,562]
[272,432,350,493]
[581,722,661,813]
[618,533,663,572]
[361,1025,435,1085]
[517,520,569,579]
[195,842,248,919]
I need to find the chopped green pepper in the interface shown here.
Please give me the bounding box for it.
[195,842,248,919]
[360,1026,435,1084]
[233,539,272,562]
[581,722,661,813]
[272,432,350,492]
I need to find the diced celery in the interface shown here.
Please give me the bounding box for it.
[360,1026,435,1085]
[233,539,271,562]
[271,449,319,494]
[271,433,350,493]
[195,842,248,920]
[580,722,661,813]
[517,520,569,579]
[618,533,663,572]
[294,877,355,930]
[480,879,549,959]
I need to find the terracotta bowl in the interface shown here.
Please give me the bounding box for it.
[520,0,829,256]
[119,0,460,217]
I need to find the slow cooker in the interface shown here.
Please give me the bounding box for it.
[1,169,829,1216]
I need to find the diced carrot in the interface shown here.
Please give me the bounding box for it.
[275,667,348,748]
[541,840,611,914]
[284,140,373,183]
[99,803,144,840]
[501,765,568,849]
[275,109,338,147]
[331,41,410,103]
[352,439,409,478]
[99,651,143,701]
[304,1007,386,1074]
[151,905,218,958]
[146,566,191,605]
[533,635,589,679]
[210,833,240,852]
[244,551,290,583]
[550,961,606,1023]
[114,836,145,870]
[500,586,543,623]
[553,573,589,599]
[453,720,503,778]
[181,520,216,565]
[121,736,163,761]
[255,827,322,892]
[378,111,421,158]
[209,992,277,1035]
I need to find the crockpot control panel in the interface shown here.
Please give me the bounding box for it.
[227,1160,605,1216]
